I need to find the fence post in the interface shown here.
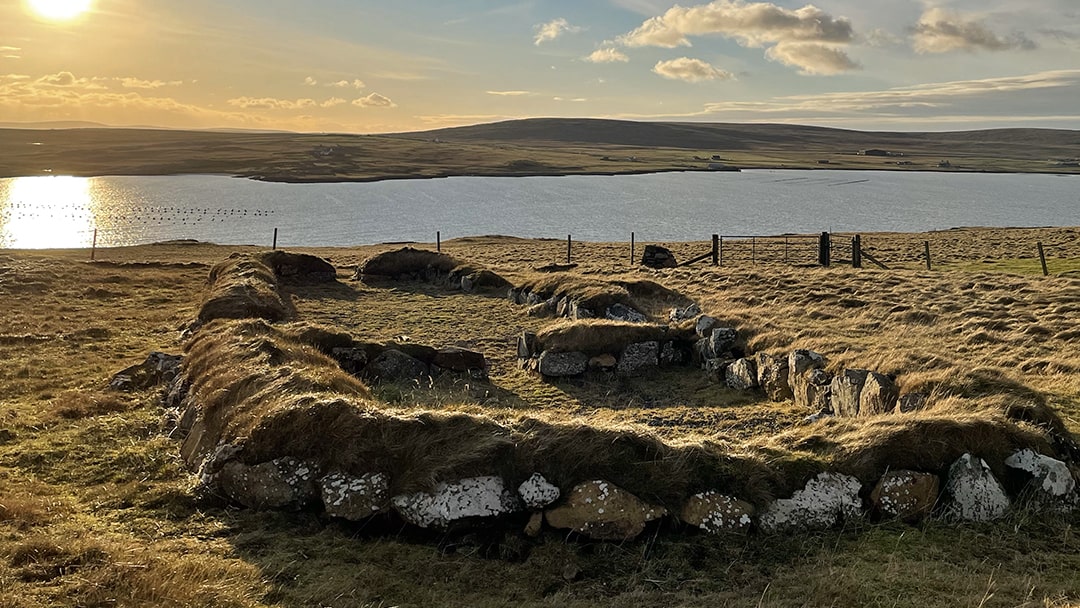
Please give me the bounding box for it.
[711,234,719,266]
[784,236,789,263]
[437,231,441,253]
[818,232,831,267]
[852,235,862,268]
[924,240,931,270]
[90,228,97,261]
[631,232,635,265]
[719,236,724,267]
[567,234,572,264]
[1037,241,1048,276]
[751,236,757,265]
[272,228,278,250]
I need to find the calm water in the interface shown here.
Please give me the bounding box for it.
[0,171,1077,248]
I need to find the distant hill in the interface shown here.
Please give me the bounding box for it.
[0,120,110,130]
[398,118,1080,154]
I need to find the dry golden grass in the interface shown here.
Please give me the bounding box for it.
[0,228,1078,607]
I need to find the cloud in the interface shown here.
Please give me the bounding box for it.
[304,76,318,86]
[652,57,734,82]
[486,90,534,96]
[553,97,588,102]
[321,97,347,108]
[329,79,366,89]
[696,70,1080,116]
[227,97,318,110]
[585,48,630,63]
[0,45,20,59]
[617,0,854,48]
[352,93,395,108]
[764,42,860,75]
[534,18,583,46]
[119,77,183,89]
[913,8,1035,54]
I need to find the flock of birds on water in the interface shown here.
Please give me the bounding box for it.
[0,203,278,235]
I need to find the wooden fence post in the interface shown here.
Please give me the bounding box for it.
[272,228,278,250]
[719,236,724,267]
[711,234,719,266]
[567,234,572,264]
[1037,241,1048,276]
[818,232,831,267]
[631,232,635,264]
[852,235,862,268]
[437,231,441,252]
[924,240,931,270]
[90,228,97,261]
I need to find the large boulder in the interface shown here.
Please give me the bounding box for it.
[606,303,648,323]
[1004,449,1077,508]
[518,473,561,510]
[365,349,430,382]
[830,369,869,417]
[641,245,678,269]
[707,327,738,358]
[680,492,754,533]
[617,341,660,377]
[218,457,320,510]
[759,472,863,533]
[789,350,829,410]
[725,357,758,390]
[545,480,667,541]
[432,347,487,374]
[538,351,589,377]
[794,368,832,412]
[869,470,940,522]
[319,471,391,520]
[788,349,826,386]
[694,315,718,338]
[943,454,1010,522]
[391,476,523,528]
[756,352,792,401]
[860,372,900,416]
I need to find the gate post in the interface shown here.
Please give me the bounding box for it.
[852,235,862,268]
[818,232,831,267]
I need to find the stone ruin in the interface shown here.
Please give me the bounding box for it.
[108,250,1080,544]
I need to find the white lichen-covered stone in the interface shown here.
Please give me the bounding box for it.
[195,441,244,488]
[1005,449,1077,506]
[391,476,522,528]
[758,472,863,532]
[680,491,754,533]
[544,480,667,541]
[944,454,1010,522]
[319,471,390,520]
[518,473,561,509]
[694,315,717,337]
[869,470,940,522]
[537,350,589,377]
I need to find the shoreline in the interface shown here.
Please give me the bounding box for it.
[5,164,1079,184]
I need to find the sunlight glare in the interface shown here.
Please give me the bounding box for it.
[25,0,93,20]
[0,176,97,248]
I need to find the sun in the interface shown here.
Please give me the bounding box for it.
[25,0,93,20]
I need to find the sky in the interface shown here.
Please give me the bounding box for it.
[1,0,1079,133]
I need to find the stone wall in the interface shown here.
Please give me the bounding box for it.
[135,252,1080,544]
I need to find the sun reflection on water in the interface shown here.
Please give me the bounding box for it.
[0,176,99,248]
